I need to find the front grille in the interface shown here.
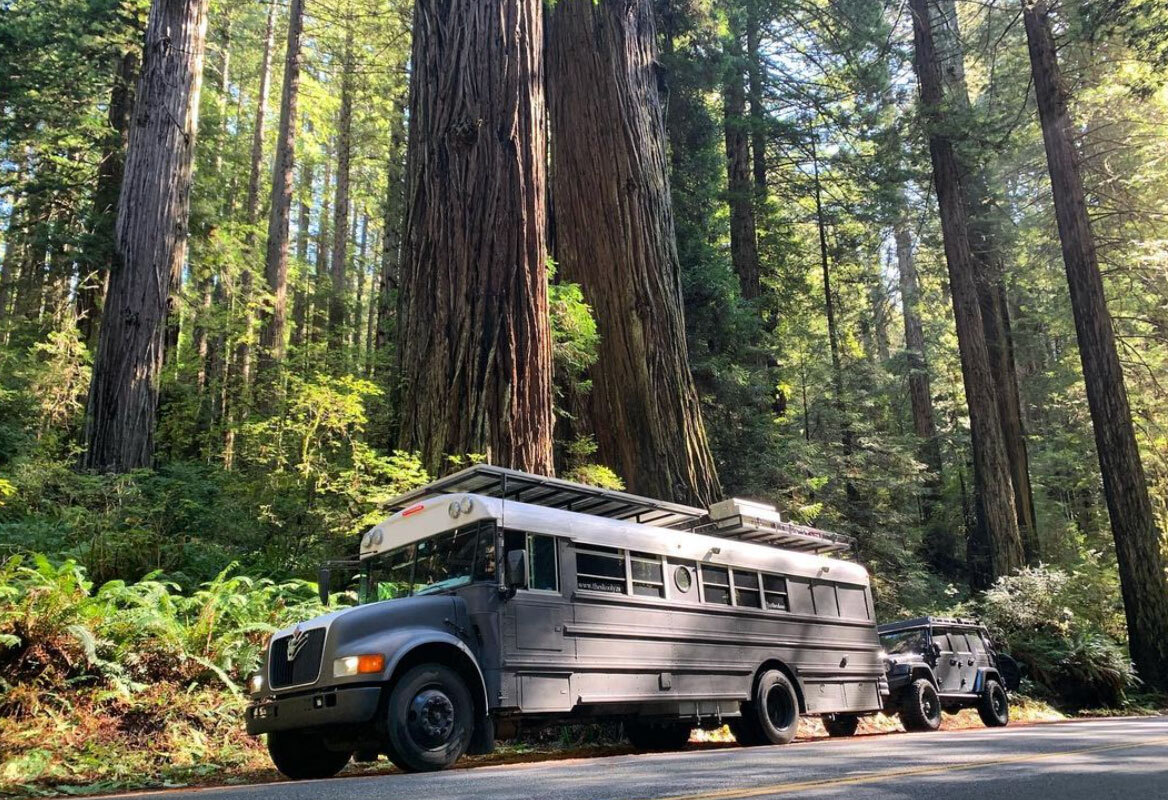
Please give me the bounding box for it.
[268,628,326,689]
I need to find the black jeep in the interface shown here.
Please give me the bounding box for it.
[878,617,1021,733]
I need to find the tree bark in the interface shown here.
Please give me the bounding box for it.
[723,17,761,300]
[79,50,139,347]
[745,2,767,193]
[933,0,1039,562]
[1024,0,1168,691]
[328,24,355,353]
[258,0,306,377]
[291,159,313,350]
[396,0,555,475]
[548,0,720,505]
[85,0,209,472]
[909,0,1024,586]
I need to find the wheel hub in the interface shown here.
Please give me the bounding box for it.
[408,689,455,746]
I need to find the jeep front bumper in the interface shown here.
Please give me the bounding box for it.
[245,685,381,735]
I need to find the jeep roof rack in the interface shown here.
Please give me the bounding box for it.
[878,616,985,633]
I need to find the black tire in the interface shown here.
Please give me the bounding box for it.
[822,714,860,737]
[899,678,942,732]
[625,720,693,751]
[384,663,474,773]
[267,731,353,781]
[977,679,1010,728]
[738,669,801,746]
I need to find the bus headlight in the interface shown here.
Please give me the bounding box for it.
[248,673,264,695]
[333,654,386,678]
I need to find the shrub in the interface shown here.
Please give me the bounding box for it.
[975,566,1137,707]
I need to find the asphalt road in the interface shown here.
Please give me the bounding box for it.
[108,717,1168,800]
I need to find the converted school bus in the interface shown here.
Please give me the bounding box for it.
[246,466,887,778]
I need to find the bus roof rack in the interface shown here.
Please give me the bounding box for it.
[687,498,854,554]
[384,467,854,555]
[382,464,708,529]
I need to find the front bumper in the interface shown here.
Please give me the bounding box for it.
[245,685,382,735]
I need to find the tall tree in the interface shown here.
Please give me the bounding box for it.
[395,0,555,475]
[328,23,355,352]
[1023,0,1168,691]
[933,0,1040,561]
[259,0,307,379]
[548,0,721,505]
[723,11,761,300]
[909,0,1024,584]
[85,0,209,471]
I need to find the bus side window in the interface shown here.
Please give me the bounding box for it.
[837,585,869,620]
[701,566,732,605]
[504,530,527,588]
[812,582,840,617]
[528,534,559,592]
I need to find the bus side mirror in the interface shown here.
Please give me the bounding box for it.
[318,566,331,606]
[506,549,527,590]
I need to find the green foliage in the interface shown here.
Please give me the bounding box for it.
[975,566,1137,707]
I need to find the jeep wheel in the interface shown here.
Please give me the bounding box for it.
[385,663,474,772]
[977,680,1010,728]
[735,669,800,746]
[899,678,942,732]
[267,731,353,781]
[625,720,693,751]
[822,714,860,737]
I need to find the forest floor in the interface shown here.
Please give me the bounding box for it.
[6,692,1161,799]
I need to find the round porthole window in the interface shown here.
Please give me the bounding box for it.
[674,566,693,593]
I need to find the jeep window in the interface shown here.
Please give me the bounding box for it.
[880,628,928,655]
[968,633,988,656]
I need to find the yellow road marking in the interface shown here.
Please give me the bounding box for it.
[639,735,1168,800]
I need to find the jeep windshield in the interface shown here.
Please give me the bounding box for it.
[362,521,496,603]
[880,628,929,656]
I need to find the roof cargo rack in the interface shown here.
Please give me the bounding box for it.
[382,466,852,554]
[382,464,707,529]
[690,498,854,554]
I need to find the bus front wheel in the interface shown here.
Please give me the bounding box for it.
[267,731,353,781]
[384,663,474,772]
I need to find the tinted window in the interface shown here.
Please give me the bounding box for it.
[812,583,839,617]
[473,524,497,582]
[762,575,789,611]
[837,586,869,620]
[414,526,479,594]
[950,632,972,652]
[732,570,762,608]
[702,565,731,605]
[631,554,665,598]
[881,628,928,655]
[528,535,558,591]
[577,547,626,593]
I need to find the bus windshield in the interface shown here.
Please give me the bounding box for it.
[362,521,496,603]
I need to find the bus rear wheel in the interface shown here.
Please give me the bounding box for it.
[267,731,353,781]
[384,663,474,772]
[625,720,693,751]
[735,669,800,746]
[823,714,860,737]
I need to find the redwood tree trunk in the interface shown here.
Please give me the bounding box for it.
[79,50,138,347]
[934,0,1039,561]
[909,0,1023,585]
[1024,0,1168,691]
[396,0,555,475]
[328,25,355,352]
[259,0,306,376]
[548,0,720,505]
[85,0,209,472]
[723,18,760,300]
